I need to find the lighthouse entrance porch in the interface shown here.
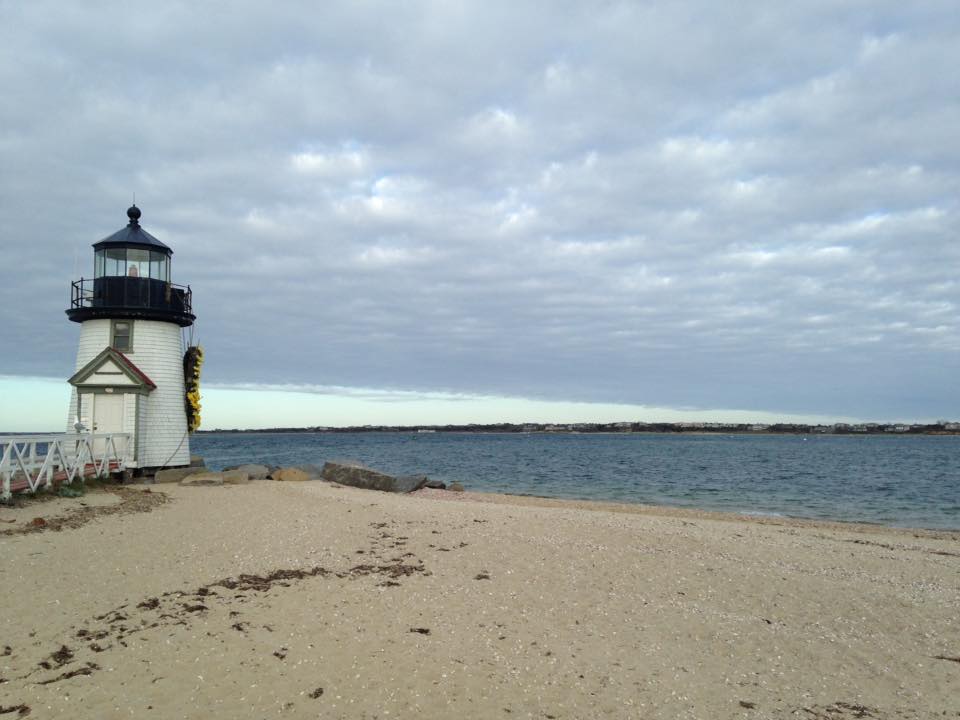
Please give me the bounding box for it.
[68,346,158,469]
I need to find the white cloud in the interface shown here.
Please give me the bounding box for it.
[290,147,367,175]
[859,33,900,62]
[355,244,435,268]
[461,107,526,148]
[660,136,736,163]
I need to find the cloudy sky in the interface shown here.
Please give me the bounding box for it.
[1,1,958,430]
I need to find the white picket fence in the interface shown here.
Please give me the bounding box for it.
[0,434,131,502]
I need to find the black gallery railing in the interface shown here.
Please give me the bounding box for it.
[70,277,193,315]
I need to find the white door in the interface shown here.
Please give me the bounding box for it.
[92,394,125,456]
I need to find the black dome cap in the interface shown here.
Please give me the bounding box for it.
[93,205,172,254]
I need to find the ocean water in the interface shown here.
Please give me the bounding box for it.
[192,432,960,530]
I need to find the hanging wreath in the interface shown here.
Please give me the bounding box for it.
[183,345,204,432]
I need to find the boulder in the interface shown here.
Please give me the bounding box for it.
[321,461,396,491]
[321,461,430,493]
[423,479,447,490]
[225,464,271,480]
[395,474,432,493]
[271,467,310,482]
[222,469,250,485]
[448,482,465,492]
[180,472,224,486]
[155,466,208,484]
[189,454,205,468]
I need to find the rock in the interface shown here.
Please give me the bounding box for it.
[321,461,429,493]
[226,464,271,480]
[395,475,431,493]
[155,466,208,484]
[423,479,447,489]
[180,472,224,486]
[222,470,250,485]
[295,464,324,479]
[271,467,310,482]
[189,454,205,468]
[448,482,465,492]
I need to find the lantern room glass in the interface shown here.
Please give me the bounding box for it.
[127,249,149,278]
[94,249,169,281]
[149,251,169,281]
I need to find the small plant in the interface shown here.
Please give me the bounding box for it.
[56,481,85,498]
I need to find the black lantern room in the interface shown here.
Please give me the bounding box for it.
[67,206,195,327]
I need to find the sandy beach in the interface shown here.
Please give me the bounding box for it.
[1,481,958,719]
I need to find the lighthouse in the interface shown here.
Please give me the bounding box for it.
[65,205,197,470]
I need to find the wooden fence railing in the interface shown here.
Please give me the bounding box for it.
[0,434,131,502]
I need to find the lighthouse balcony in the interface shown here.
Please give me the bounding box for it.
[67,277,195,327]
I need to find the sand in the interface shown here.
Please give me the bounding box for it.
[1,481,957,719]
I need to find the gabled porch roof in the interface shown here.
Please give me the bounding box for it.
[68,347,157,391]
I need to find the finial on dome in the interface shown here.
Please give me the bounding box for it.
[127,204,141,225]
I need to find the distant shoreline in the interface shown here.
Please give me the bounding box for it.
[6,423,959,437]
[195,421,960,437]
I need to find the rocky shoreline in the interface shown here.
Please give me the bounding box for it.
[153,457,465,494]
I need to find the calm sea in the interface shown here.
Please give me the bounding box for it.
[192,432,960,530]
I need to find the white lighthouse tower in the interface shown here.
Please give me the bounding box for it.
[65,205,196,470]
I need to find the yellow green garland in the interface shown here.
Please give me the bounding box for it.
[183,345,204,432]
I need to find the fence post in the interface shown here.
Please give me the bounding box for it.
[1,440,10,502]
[45,438,56,488]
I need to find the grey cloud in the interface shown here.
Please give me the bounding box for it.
[1,0,958,421]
